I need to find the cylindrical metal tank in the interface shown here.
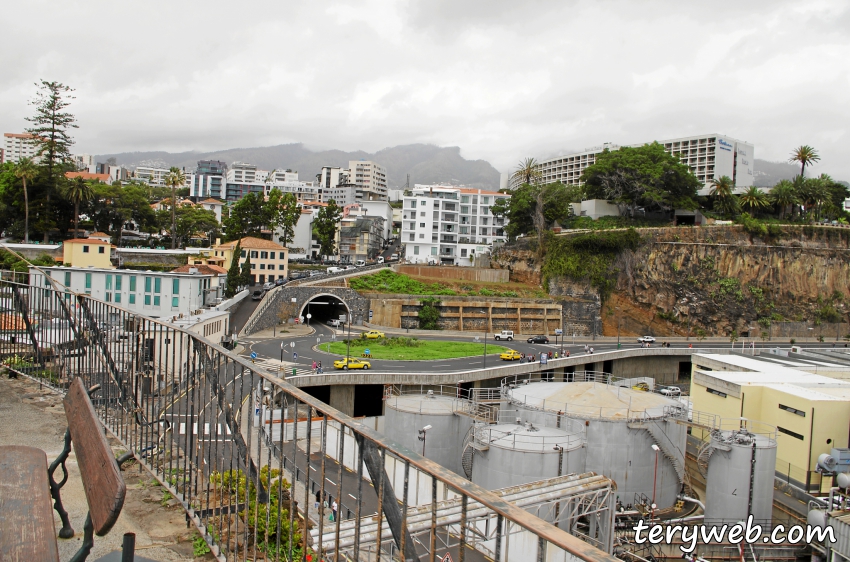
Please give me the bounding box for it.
[384,390,473,477]
[505,380,688,509]
[470,415,585,491]
[704,423,777,524]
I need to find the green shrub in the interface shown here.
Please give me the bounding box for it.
[418,298,441,330]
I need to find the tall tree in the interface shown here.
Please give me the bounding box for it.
[491,182,579,239]
[224,241,242,298]
[240,253,253,287]
[768,180,799,219]
[13,157,38,243]
[789,145,820,178]
[166,205,219,248]
[62,176,94,236]
[314,199,342,258]
[709,175,739,218]
[223,192,269,240]
[581,142,701,217]
[25,80,78,243]
[266,189,300,247]
[510,158,542,187]
[164,167,186,249]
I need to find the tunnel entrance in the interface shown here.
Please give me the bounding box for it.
[298,294,350,326]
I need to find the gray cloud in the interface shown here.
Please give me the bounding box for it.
[1,0,848,179]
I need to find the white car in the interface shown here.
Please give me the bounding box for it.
[659,386,681,397]
[637,336,656,343]
[376,256,384,264]
[355,260,366,267]
[327,266,344,274]
[390,253,399,261]
[327,319,341,328]
[262,282,273,291]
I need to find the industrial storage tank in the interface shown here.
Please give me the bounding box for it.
[384,388,474,477]
[504,377,688,510]
[469,409,586,491]
[703,421,777,524]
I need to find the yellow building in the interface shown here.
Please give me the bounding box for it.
[211,236,288,286]
[690,353,850,492]
[62,238,113,269]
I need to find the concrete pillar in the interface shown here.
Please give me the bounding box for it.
[488,306,492,334]
[459,304,464,331]
[329,384,355,417]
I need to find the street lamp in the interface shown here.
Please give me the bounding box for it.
[418,425,432,456]
[279,342,284,374]
[615,306,621,349]
[651,444,660,520]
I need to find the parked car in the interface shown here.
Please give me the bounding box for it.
[355,260,366,267]
[327,319,342,328]
[327,266,344,274]
[376,256,384,264]
[632,382,650,392]
[526,335,550,344]
[275,278,286,286]
[637,336,656,343]
[344,265,357,271]
[363,330,385,339]
[263,282,273,291]
[500,350,521,361]
[494,330,514,341]
[251,290,263,301]
[333,357,371,370]
[659,386,681,397]
[390,253,399,261]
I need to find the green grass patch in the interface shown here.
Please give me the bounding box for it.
[319,339,511,360]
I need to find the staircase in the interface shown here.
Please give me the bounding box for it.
[696,431,730,478]
[629,420,686,484]
[460,424,491,480]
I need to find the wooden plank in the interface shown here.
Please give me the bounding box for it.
[0,445,60,562]
[64,377,126,536]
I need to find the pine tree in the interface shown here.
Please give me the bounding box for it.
[240,253,253,288]
[224,241,242,298]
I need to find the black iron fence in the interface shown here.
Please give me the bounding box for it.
[0,276,616,562]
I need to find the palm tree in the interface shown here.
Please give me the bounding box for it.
[709,175,739,218]
[510,158,542,186]
[768,180,799,219]
[164,167,185,249]
[13,158,38,243]
[789,145,820,178]
[62,176,94,236]
[739,186,770,215]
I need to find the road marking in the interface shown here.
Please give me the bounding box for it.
[180,422,230,435]
[326,478,336,486]
[348,494,357,500]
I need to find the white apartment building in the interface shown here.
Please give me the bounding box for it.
[134,166,172,187]
[29,267,223,318]
[349,160,387,200]
[72,154,94,171]
[515,134,755,195]
[4,133,40,163]
[401,185,510,266]
[225,162,318,202]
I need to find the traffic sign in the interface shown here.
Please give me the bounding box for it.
[307,313,312,319]
[364,348,370,354]
[555,329,563,336]
[250,352,257,359]
[441,553,454,562]
[291,342,295,348]
[369,310,373,320]
[293,352,298,360]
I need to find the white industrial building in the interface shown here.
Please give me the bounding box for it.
[514,134,755,195]
[401,185,509,266]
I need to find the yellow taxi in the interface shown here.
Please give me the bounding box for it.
[631,382,650,392]
[333,357,372,370]
[362,330,385,339]
[500,350,522,361]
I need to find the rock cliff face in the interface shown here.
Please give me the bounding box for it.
[493,226,850,338]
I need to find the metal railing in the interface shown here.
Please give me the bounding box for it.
[0,278,617,562]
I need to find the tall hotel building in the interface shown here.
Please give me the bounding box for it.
[515,134,754,195]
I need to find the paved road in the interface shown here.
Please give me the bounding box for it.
[228,291,262,334]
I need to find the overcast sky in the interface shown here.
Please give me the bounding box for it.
[1,0,848,178]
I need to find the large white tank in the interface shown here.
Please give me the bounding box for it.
[470,411,586,491]
[704,422,777,524]
[384,390,473,477]
[505,379,688,509]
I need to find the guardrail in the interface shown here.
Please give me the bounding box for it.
[0,278,618,562]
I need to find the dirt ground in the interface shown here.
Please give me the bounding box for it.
[0,374,212,561]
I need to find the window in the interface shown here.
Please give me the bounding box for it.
[409,234,415,241]
[461,249,467,257]
[431,247,437,255]
[114,293,121,303]
[268,264,274,270]
[420,223,425,227]
[172,278,179,294]
[115,275,122,291]
[129,294,136,305]
[461,196,469,203]
[83,245,90,253]
[144,295,151,306]
[420,212,425,217]
[779,404,806,417]
[154,296,160,307]
[777,426,805,441]
[260,251,268,259]
[419,233,424,239]
[260,263,265,270]
[129,276,136,292]
[413,246,419,255]
[98,246,105,254]
[64,272,71,287]
[241,250,246,257]
[172,297,179,307]
[250,251,258,258]
[105,293,112,302]
[706,387,726,398]
[251,263,255,269]
[154,278,161,293]
[85,273,91,289]
[461,206,469,214]
[106,275,112,291]
[144,277,151,293]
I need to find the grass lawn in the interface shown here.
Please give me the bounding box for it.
[319,340,511,361]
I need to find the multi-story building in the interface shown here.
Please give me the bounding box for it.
[72,154,94,171]
[29,266,222,315]
[62,238,113,268]
[401,185,510,266]
[224,162,319,202]
[190,160,227,200]
[513,134,754,195]
[211,236,289,286]
[349,160,387,201]
[337,216,385,263]
[3,133,40,163]
[134,166,176,187]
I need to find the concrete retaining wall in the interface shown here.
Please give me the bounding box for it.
[396,265,509,283]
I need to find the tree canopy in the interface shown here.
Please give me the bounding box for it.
[223,192,269,240]
[580,142,701,216]
[314,199,342,257]
[491,182,580,238]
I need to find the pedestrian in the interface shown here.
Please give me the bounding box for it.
[565,350,570,357]
[584,344,589,353]
[589,347,594,354]
[688,343,693,349]
[554,351,558,359]
[332,499,338,522]
[548,351,553,359]
[315,489,321,510]
[312,360,317,374]
[318,361,323,374]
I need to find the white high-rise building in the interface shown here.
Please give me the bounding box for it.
[134,166,173,186]
[4,133,40,163]
[225,162,318,202]
[348,160,387,200]
[514,134,754,195]
[401,185,510,267]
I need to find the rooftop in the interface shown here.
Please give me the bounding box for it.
[214,236,286,251]
[65,172,111,183]
[64,238,111,245]
[170,264,227,275]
